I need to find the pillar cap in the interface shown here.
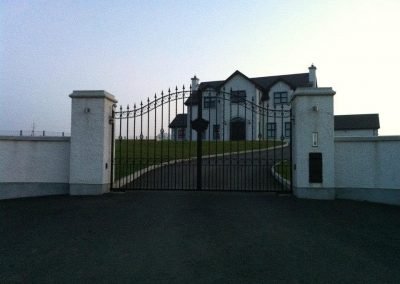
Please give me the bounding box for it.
[69,90,118,103]
[292,87,335,99]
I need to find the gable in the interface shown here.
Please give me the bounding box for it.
[255,73,310,101]
[266,81,292,103]
[269,81,292,94]
[220,71,260,96]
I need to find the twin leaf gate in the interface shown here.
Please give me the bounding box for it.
[110,87,292,192]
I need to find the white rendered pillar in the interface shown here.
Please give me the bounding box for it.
[69,90,117,195]
[291,87,336,199]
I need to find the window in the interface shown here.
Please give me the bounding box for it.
[213,124,220,140]
[204,97,216,108]
[267,123,276,138]
[273,92,288,106]
[285,122,291,137]
[178,128,185,139]
[231,90,246,103]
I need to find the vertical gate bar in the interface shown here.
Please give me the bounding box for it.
[181,86,185,189]
[258,105,262,191]
[236,95,240,191]
[215,91,218,189]
[174,87,178,189]
[125,105,129,189]
[222,89,226,191]
[146,98,150,189]
[208,90,211,190]
[251,98,254,190]
[229,88,232,190]
[188,86,192,189]
[128,110,133,190]
[167,89,171,190]
[140,101,143,189]
[244,97,247,191]
[196,90,203,191]
[133,104,137,190]
[273,109,276,191]
[129,164,132,190]
[265,104,269,190]
[290,108,293,192]
[281,104,284,192]
[118,105,123,189]
[154,94,157,189]
[160,92,164,189]
[128,128,131,189]
[110,104,115,190]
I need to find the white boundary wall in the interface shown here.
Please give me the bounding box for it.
[0,136,70,199]
[335,129,378,137]
[0,90,116,200]
[335,136,400,205]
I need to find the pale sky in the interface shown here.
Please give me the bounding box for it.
[1,0,399,135]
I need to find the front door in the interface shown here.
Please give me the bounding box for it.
[230,119,246,140]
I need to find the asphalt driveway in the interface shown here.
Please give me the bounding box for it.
[0,191,399,283]
[125,146,290,192]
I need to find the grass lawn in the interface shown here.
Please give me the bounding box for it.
[274,160,291,181]
[114,139,283,180]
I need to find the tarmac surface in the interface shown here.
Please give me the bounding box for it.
[122,146,290,192]
[1,191,399,283]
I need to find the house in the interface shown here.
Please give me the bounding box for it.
[334,114,380,137]
[169,65,317,141]
[169,66,380,141]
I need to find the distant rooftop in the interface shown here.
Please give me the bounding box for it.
[169,114,187,128]
[334,114,380,130]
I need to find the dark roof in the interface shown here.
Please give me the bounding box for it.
[184,90,200,106]
[253,73,311,101]
[334,114,380,130]
[185,70,311,105]
[169,114,187,128]
[198,80,224,91]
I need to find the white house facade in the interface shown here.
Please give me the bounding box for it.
[169,65,317,141]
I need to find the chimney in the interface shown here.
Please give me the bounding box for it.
[308,64,317,87]
[191,75,199,91]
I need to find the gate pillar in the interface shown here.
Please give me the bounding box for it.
[69,90,117,195]
[291,87,336,199]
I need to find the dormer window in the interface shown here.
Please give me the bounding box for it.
[231,90,246,103]
[273,91,288,106]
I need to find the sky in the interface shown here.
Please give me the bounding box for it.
[1,0,400,135]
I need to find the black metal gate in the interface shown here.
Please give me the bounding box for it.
[110,87,292,193]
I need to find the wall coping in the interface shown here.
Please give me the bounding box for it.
[292,87,336,100]
[335,135,400,142]
[69,90,118,103]
[0,136,70,142]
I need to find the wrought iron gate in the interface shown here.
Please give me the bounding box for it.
[110,87,292,192]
